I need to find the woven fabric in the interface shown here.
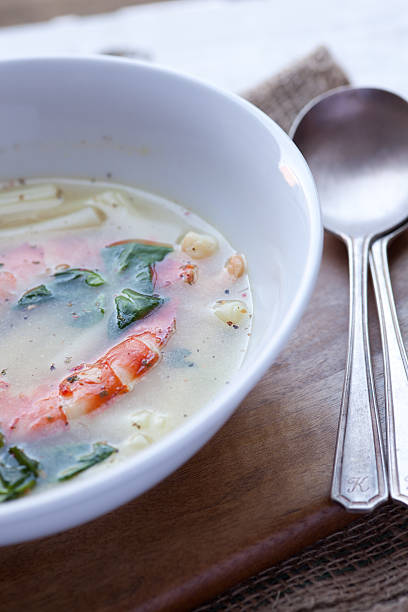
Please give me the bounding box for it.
[197,48,408,612]
[197,503,408,611]
[243,46,349,133]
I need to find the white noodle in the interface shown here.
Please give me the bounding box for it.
[0,198,63,218]
[0,183,59,205]
[0,206,104,237]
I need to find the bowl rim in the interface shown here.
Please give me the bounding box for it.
[0,55,322,536]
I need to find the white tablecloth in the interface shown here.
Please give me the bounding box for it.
[0,0,407,96]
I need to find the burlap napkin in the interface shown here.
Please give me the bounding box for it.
[196,47,408,612]
[243,45,349,133]
[197,502,408,611]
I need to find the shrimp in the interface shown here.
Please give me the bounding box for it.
[0,244,46,303]
[4,318,175,439]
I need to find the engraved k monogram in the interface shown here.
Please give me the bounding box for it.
[347,476,369,493]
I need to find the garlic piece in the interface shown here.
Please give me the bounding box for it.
[213,300,248,326]
[181,231,218,259]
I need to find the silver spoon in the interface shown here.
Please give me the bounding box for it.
[290,87,408,511]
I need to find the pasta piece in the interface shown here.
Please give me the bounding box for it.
[0,207,104,237]
[0,183,59,205]
[131,409,167,433]
[85,190,133,209]
[0,198,62,219]
[213,300,248,326]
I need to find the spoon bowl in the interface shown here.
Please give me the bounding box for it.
[291,88,408,238]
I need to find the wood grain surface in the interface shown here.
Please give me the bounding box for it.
[1,226,404,612]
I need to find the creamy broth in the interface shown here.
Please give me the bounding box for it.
[0,179,252,497]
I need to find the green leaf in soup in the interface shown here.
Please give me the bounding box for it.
[114,289,164,330]
[0,445,40,501]
[0,462,26,488]
[0,473,37,502]
[17,268,104,310]
[9,446,40,476]
[18,284,53,307]
[133,265,154,294]
[70,292,106,328]
[54,268,106,287]
[57,442,117,481]
[104,240,173,274]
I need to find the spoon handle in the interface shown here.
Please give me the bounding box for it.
[331,236,388,511]
[370,235,408,505]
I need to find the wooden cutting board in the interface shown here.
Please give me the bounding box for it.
[2,228,406,612]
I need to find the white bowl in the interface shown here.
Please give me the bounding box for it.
[0,57,321,544]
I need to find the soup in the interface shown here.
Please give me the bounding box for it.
[0,179,252,500]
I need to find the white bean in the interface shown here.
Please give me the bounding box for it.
[181,231,218,259]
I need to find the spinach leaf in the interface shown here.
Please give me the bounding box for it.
[9,446,40,476]
[0,445,40,501]
[133,265,154,294]
[54,268,106,287]
[17,241,171,332]
[57,442,117,481]
[114,289,164,330]
[104,241,172,274]
[18,284,53,307]
[70,293,105,328]
[17,269,106,330]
